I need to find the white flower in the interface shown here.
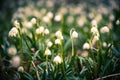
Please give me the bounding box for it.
[8,46,17,56]
[102,42,107,47]
[36,26,44,34]
[100,26,109,33]
[14,20,20,28]
[31,18,36,24]
[71,31,78,39]
[116,20,120,25]
[44,28,49,35]
[54,14,62,22]
[45,48,51,56]
[91,27,98,34]
[10,56,21,68]
[24,22,32,29]
[53,55,62,64]
[91,20,97,27]
[55,39,61,44]
[43,16,50,23]
[83,43,90,49]
[93,35,99,41]
[77,19,84,26]
[9,27,18,37]
[18,66,24,72]
[47,41,53,47]
[55,31,63,40]
[47,12,53,19]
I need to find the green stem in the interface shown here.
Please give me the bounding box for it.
[46,55,48,72]
[18,28,23,65]
[32,61,41,80]
[60,41,66,80]
[71,38,74,57]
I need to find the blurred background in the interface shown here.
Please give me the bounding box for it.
[0,0,120,80]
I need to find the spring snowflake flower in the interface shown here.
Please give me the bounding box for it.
[9,27,18,37]
[18,66,24,72]
[116,20,120,25]
[31,18,36,24]
[10,56,21,68]
[102,42,107,47]
[43,16,50,23]
[44,28,49,35]
[47,12,53,19]
[47,41,53,47]
[77,19,84,27]
[93,35,99,41]
[91,27,98,35]
[14,20,20,28]
[55,39,61,44]
[55,31,63,40]
[100,26,109,33]
[24,22,32,29]
[53,55,62,64]
[83,42,90,49]
[45,48,51,56]
[36,26,44,34]
[71,31,78,39]
[7,46,17,56]
[91,20,97,27]
[54,14,62,22]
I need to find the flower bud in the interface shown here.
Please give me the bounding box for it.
[18,66,24,72]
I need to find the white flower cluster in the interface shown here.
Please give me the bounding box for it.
[36,26,49,35]
[55,30,63,45]
[42,12,53,23]
[100,26,109,33]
